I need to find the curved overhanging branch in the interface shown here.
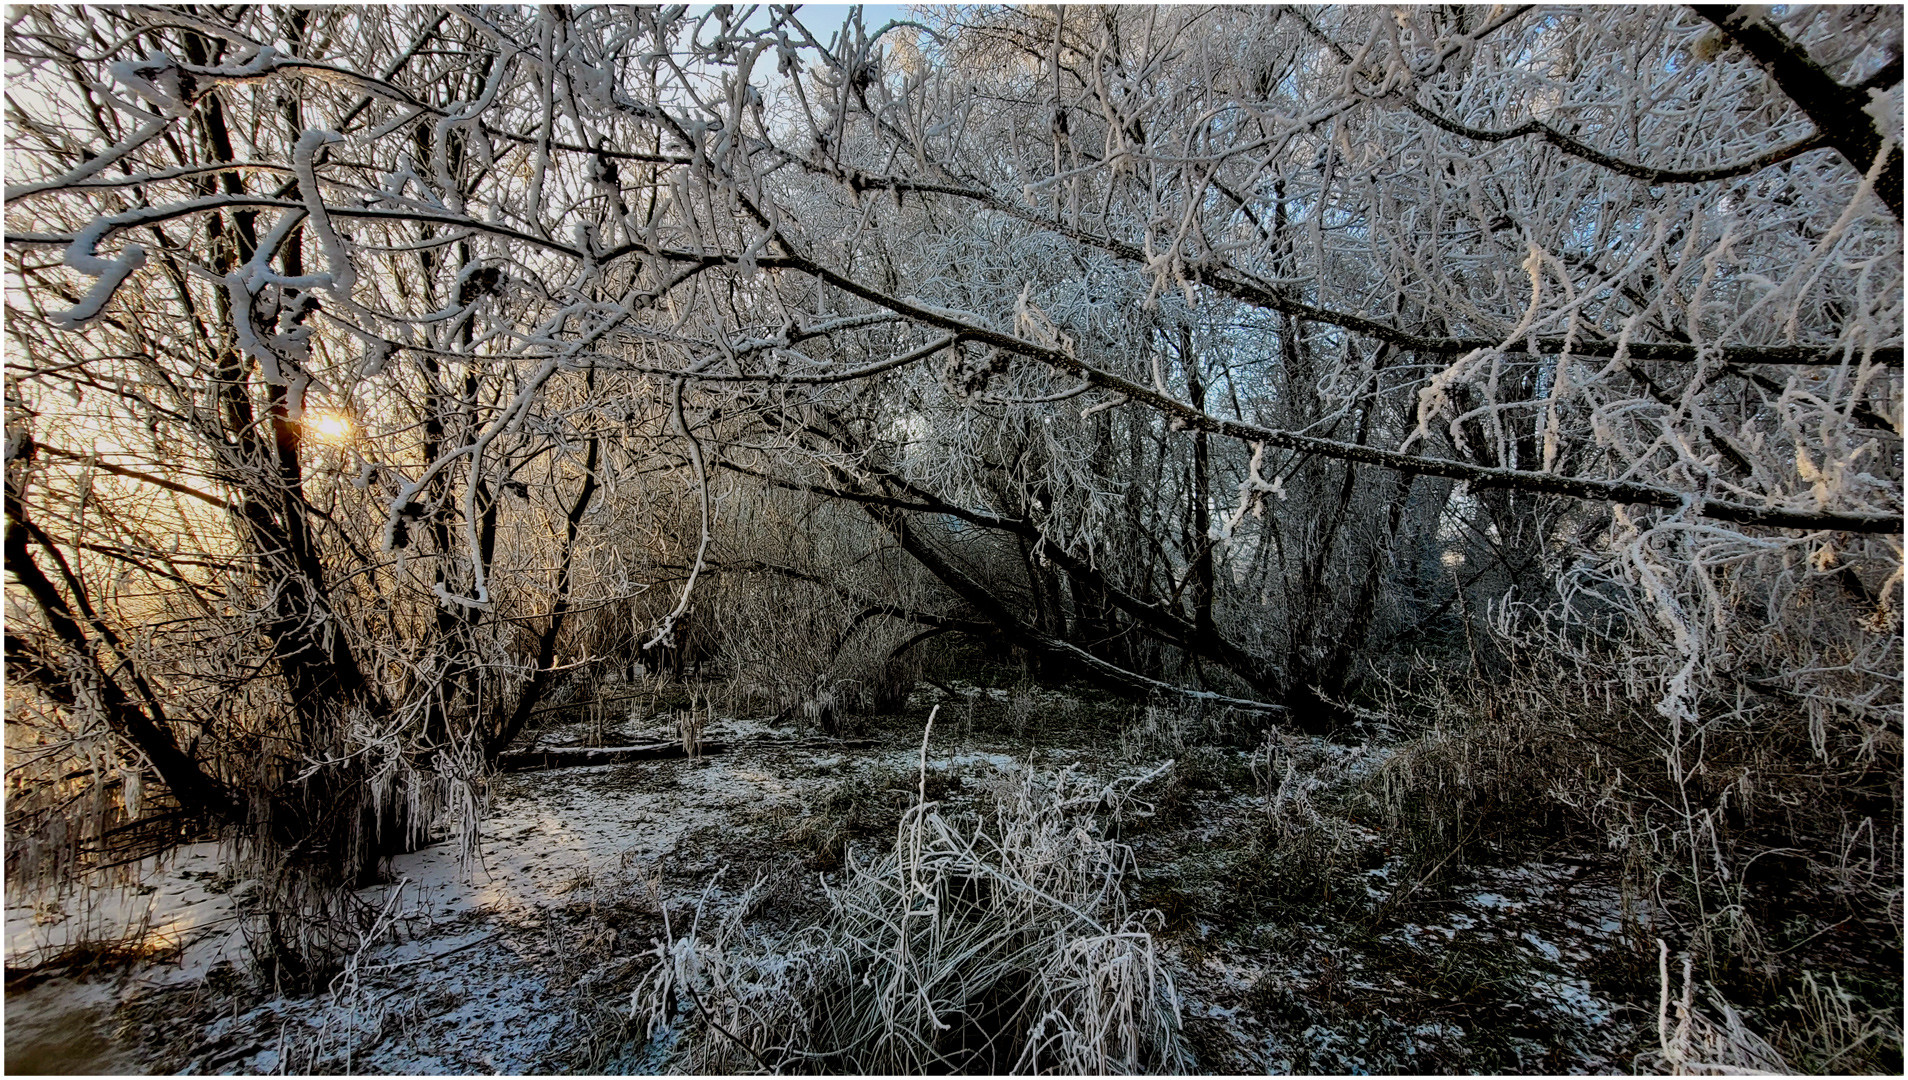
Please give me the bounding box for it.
[5,490,242,822]
[22,196,1896,534]
[34,443,232,510]
[722,422,1294,708]
[1282,3,1838,188]
[7,195,598,262]
[829,604,992,662]
[721,440,1288,700]
[1396,103,1831,185]
[779,253,1906,537]
[788,168,1900,369]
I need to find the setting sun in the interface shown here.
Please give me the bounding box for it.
[309,412,352,441]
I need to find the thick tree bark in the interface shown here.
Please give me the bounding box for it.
[1181,328,1218,649]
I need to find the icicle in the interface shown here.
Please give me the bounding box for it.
[119,767,143,820]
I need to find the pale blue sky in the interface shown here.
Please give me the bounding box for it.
[711,5,925,38]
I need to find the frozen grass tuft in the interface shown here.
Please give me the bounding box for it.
[632,711,1188,1073]
[1647,939,1789,1075]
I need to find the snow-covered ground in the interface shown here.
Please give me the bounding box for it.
[6,708,1651,1074]
[5,712,1050,1073]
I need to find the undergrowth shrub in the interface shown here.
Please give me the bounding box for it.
[780,766,962,869]
[1244,732,1373,911]
[1644,941,1791,1075]
[860,653,922,715]
[1119,696,1260,760]
[1772,968,1903,1074]
[1369,639,1903,1072]
[1364,676,1599,884]
[632,742,1187,1073]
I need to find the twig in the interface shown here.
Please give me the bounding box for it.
[366,932,496,971]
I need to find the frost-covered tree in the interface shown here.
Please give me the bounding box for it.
[5,5,1899,945]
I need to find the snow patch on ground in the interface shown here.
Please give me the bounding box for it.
[385,752,805,926]
[6,842,249,984]
[7,733,865,1074]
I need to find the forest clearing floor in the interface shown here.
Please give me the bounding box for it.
[12,684,1668,1074]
